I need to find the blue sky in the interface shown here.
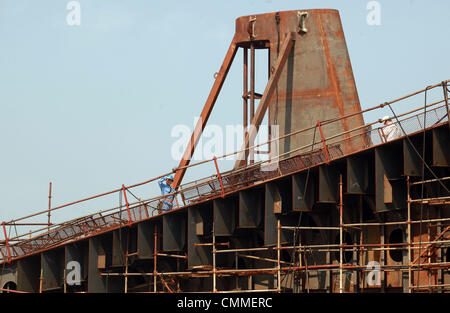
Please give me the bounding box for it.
[0,0,449,228]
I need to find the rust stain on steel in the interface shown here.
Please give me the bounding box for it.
[315,13,347,130]
[383,174,393,203]
[234,9,365,157]
[174,9,365,187]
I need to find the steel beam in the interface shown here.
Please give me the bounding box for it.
[41,248,64,291]
[265,178,295,246]
[112,228,127,267]
[163,213,186,252]
[137,220,160,259]
[213,197,237,237]
[17,255,40,293]
[188,204,212,268]
[375,145,406,212]
[403,136,423,177]
[293,172,315,211]
[432,127,450,167]
[238,189,264,228]
[234,33,296,168]
[65,241,88,292]
[88,234,123,293]
[173,35,239,189]
[346,155,369,194]
[318,165,339,203]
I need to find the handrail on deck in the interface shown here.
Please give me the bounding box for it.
[0,80,449,263]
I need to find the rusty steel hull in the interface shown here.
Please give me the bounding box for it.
[235,10,365,156]
[1,122,449,293]
[174,9,364,187]
[0,9,449,294]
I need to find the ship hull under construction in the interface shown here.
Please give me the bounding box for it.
[1,118,449,293]
[0,9,449,294]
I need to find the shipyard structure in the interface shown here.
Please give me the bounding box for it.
[1,10,449,293]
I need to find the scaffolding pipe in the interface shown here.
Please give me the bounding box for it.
[243,47,248,166]
[407,176,412,293]
[339,174,343,293]
[410,176,450,186]
[213,220,217,292]
[125,231,129,293]
[1,222,11,263]
[154,225,157,293]
[250,42,255,164]
[2,83,448,236]
[1,93,448,254]
[277,218,281,293]
[48,182,52,232]
[100,261,450,278]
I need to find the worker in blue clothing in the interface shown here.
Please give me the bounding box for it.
[158,174,175,212]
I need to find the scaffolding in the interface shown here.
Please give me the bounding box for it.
[93,173,450,294]
[0,81,449,293]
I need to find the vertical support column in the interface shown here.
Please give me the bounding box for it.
[432,127,450,166]
[212,220,216,293]
[277,218,281,293]
[443,81,449,130]
[48,182,52,232]
[17,255,41,292]
[213,157,225,198]
[427,207,431,291]
[63,266,67,293]
[267,47,272,157]
[234,33,295,169]
[65,241,88,293]
[250,42,255,164]
[339,174,343,293]
[235,251,238,290]
[436,206,443,293]
[163,213,186,252]
[317,121,331,164]
[380,213,386,293]
[63,267,67,293]
[326,214,331,293]
[375,145,406,212]
[1,222,11,263]
[39,268,43,293]
[358,195,363,293]
[124,231,129,293]
[239,189,263,228]
[41,248,65,292]
[122,185,132,225]
[112,229,127,267]
[407,176,412,293]
[214,198,236,236]
[298,230,303,293]
[137,221,159,259]
[243,47,248,165]
[250,43,255,125]
[88,234,124,293]
[153,225,158,293]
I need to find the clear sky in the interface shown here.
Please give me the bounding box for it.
[0,0,449,230]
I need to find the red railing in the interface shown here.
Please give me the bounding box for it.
[0,80,448,264]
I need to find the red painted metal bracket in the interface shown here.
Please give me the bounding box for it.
[2,222,12,263]
[122,185,132,225]
[317,120,330,164]
[172,35,239,190]
[443,81,449,127]
[213,156,225,198]
[378,127,387,143]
